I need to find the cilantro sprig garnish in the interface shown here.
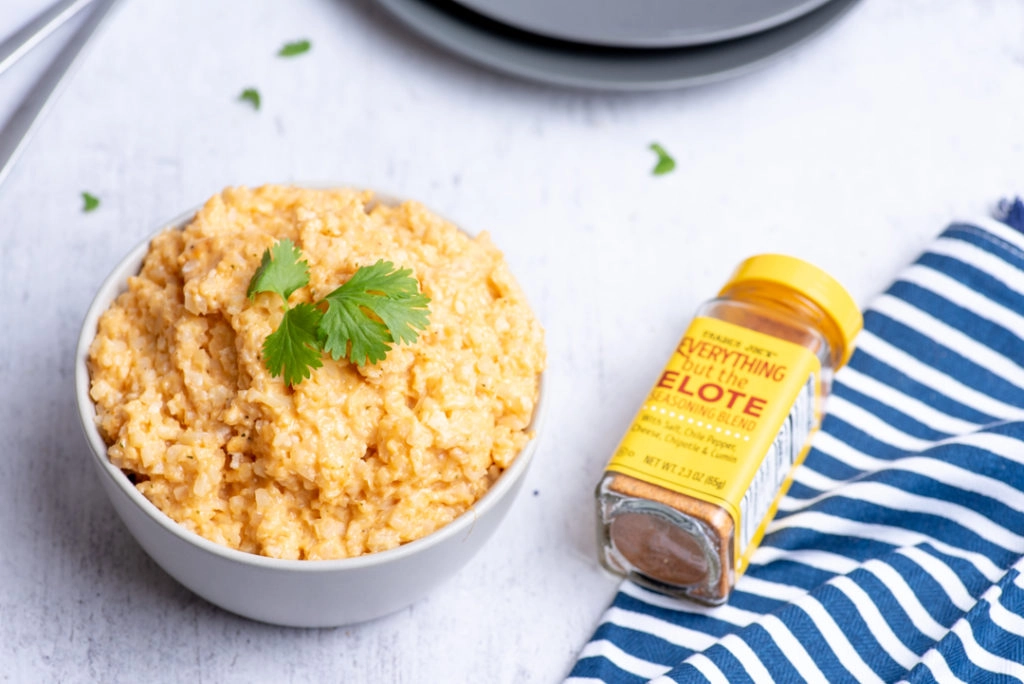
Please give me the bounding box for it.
[247,239,430,386]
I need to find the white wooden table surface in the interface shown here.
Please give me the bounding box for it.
[1,1,1022,681]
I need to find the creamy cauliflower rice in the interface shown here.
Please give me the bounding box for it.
[87,185,545,560]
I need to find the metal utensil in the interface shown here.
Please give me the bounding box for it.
[0,0,118,189]
[0,0,96,78]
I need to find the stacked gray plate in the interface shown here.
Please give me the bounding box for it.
[375,0,860,91]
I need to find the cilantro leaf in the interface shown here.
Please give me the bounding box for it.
[239,88,261,110]
[247,239,309,302]
[319,300,391,367]
[278,39,311,57]
[82,192,100,212]
[262,303,323,387]
[319,260,431,366]
[649,142,676,176]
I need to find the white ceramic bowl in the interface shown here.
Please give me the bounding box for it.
[74,204,546,628]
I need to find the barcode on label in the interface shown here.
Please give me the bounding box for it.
[738,374,817,554]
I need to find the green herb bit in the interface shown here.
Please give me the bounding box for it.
[278,39,311,57]
[239,88,261,110]
[649,143,676,176]
[82,192,100,212]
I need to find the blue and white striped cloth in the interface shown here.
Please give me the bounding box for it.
[569,199,1024,683]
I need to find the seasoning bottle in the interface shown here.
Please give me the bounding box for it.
[596,254,862,605]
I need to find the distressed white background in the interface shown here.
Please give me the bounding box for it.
[0,0,1022,681]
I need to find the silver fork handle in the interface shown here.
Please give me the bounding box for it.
[0,0,96,78]
[0,0,119,189]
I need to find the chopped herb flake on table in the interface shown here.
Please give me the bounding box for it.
[278,39,311,57]
[239,88,261,110]
[650,143,676,176]
[82,192,100,212]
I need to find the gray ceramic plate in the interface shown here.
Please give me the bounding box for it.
[453,0,832,48]
[377,0,860,91]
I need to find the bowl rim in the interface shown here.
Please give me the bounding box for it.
[75,190,547,573]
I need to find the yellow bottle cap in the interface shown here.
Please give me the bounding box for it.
[721,254,863,367]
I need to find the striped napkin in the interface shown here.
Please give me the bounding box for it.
[568,199,1024,683]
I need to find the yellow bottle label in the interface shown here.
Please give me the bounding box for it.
[606,317,822,574]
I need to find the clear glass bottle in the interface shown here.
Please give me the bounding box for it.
[596,254,862,604]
